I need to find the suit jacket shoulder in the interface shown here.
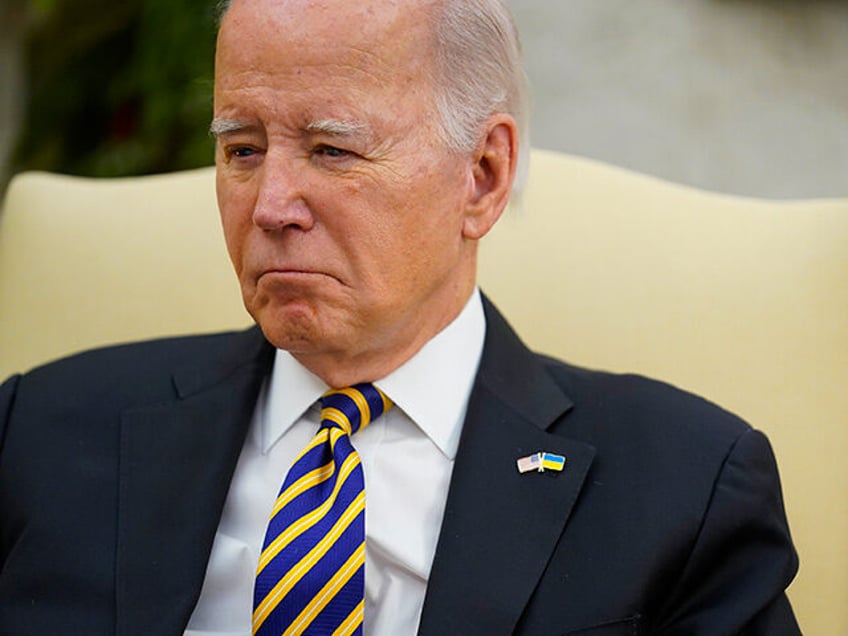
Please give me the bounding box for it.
[7,327,269,405]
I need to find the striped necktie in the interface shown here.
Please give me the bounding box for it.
[253,383,392,636]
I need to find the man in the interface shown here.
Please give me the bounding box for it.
[0,0,800,634]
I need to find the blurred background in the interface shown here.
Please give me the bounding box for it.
[0,0,217,190]
[1,0,847,198]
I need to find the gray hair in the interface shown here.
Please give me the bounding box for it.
[430,0,530,201]
[216,0,530,199]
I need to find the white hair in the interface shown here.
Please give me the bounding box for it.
[216,0,530,200]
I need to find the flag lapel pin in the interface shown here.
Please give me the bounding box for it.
[517,451,566,474]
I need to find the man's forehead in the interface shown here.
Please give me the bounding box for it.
[214,0,443,137]
[215,0,439,104]
[222,0,436,35]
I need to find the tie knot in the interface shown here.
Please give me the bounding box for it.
[319,383,392,436]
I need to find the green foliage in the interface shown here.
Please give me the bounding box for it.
[13,0,218,177]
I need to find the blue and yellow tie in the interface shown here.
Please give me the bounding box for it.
[253,383,392,636]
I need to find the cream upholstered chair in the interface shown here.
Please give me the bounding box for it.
[1,149,846,634]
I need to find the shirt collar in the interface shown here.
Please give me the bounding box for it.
[262,289,486,459]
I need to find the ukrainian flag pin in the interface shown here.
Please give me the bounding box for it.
[541,452,566,472]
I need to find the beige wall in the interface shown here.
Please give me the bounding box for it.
[508,0,848,199]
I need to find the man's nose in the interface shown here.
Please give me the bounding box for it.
[252,156,315,232]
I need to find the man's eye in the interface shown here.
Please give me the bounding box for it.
[314,145,351,158]
[231,146,257,158]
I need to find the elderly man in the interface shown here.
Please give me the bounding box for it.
[0,0,800,634]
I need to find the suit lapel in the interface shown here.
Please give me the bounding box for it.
[419,298,596,635]
[115,328,273,636]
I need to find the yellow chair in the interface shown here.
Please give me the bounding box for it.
[1,149,845,634]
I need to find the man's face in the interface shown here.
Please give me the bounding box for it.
[214,0,483,384]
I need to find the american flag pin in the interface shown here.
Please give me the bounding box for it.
[516,452,542,473]
[517,451,566,474]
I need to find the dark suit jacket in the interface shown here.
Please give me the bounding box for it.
[0,299,800,635]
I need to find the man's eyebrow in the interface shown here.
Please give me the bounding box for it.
[304,119,371,138]
[209,118,255,137]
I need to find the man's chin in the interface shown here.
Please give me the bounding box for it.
[251,290,356,356]
[250,303,319,350]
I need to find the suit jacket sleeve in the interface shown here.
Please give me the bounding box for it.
[0,375,21,568]
[0,375,19,447]
[654,428,800,635]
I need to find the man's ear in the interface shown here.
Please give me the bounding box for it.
[462,114,519,240]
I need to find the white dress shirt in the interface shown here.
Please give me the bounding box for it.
[186,290,486,635]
